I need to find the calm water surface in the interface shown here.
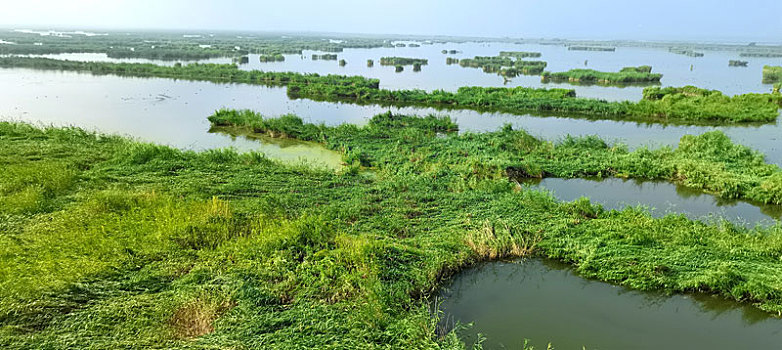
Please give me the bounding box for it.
[439,259,782,350]
[526,178,782,225]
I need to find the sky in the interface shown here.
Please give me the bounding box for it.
[2,0,781,42]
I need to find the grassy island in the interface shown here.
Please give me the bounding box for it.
[541,66,662,85]
[4,112,782,348]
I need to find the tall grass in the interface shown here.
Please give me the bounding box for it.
[3,119,782,349]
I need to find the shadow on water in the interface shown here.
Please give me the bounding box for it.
[437,258,782,350]
[518,177,782,226]
[208,126,343,171]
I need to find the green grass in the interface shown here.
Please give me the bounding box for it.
[541,66,662,85]
[379,57,428,66]
[2,118,782,348]
[763,66,782,84]
[258,54,285,62]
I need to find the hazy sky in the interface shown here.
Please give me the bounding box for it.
[2,0,781,41]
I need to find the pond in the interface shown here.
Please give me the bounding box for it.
[438,259,782,349]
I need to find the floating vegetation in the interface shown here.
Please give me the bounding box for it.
[339,59,347,66]
[408,43,420,47]
[232,56,249,64]
[619,65,652,73]
[258,53,285,62]
[541,66,661,85]
[379,57,428,66]
[413,63,422,72]
[441,49,461,54]
[568,46,615,52]
[740,52,782,58]
[763,66,782,84]
[729,60,748,67]
[4,57,778,125]
[445,57,459,65]
[312,53,338,61]
[0,57,379,88]
[669,48,704,57]
[394,43,406,47]
[499,51,542,58]
[366,59,374,67]
[457,56,548,76]
[394,65,404,72]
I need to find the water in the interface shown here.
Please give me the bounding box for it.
[0,68,779,166]
[525,178,782,225]
[439,259,782,350]
[33,42,782,100]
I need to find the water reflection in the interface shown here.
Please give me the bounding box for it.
[521,177,782,226]
[439,259,782,349]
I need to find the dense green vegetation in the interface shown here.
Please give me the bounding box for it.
[541,66,662,85]
[669,48,704,57]
[2,57,778,125]
[232,56,249,65]
[258,54,285,62]
[0,57,379,88]
[568,46,615,52]
[741,52,782,58]
[729,60,748,67]
[763,65,782,84]
[395,65,404,73]
[498,51,542,58]
[4,112,782,348]
[0,30,432,60]
[339,59,347,67]
[456,56,548,77]
[312,53,338,61]
[367,59,374,67]
[379,57,429,66]
[209,109,782,205]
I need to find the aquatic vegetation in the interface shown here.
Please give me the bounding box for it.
[258,53,285,62]
[4,117,782,349]
[568,46,615,52]
[2,57,778,125]
[312,53,338,60]
[413,63,422,72]
[208,109,782,205]
[0,57,379,88]
[408,43,421,48]
[762,65,782,84]
[669,48,704,57]
[457,56,548,76]
[729,60,748,67]
[498,51,542,58]
[232,56,249,64]
[379,57,428,66]
[541,66,662,85]
[395,65,404,72]
[441,49,461,54]
[339,59,347,66]
[366,59,374,67]
[740,52,782,58]
[445,57,459,65]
